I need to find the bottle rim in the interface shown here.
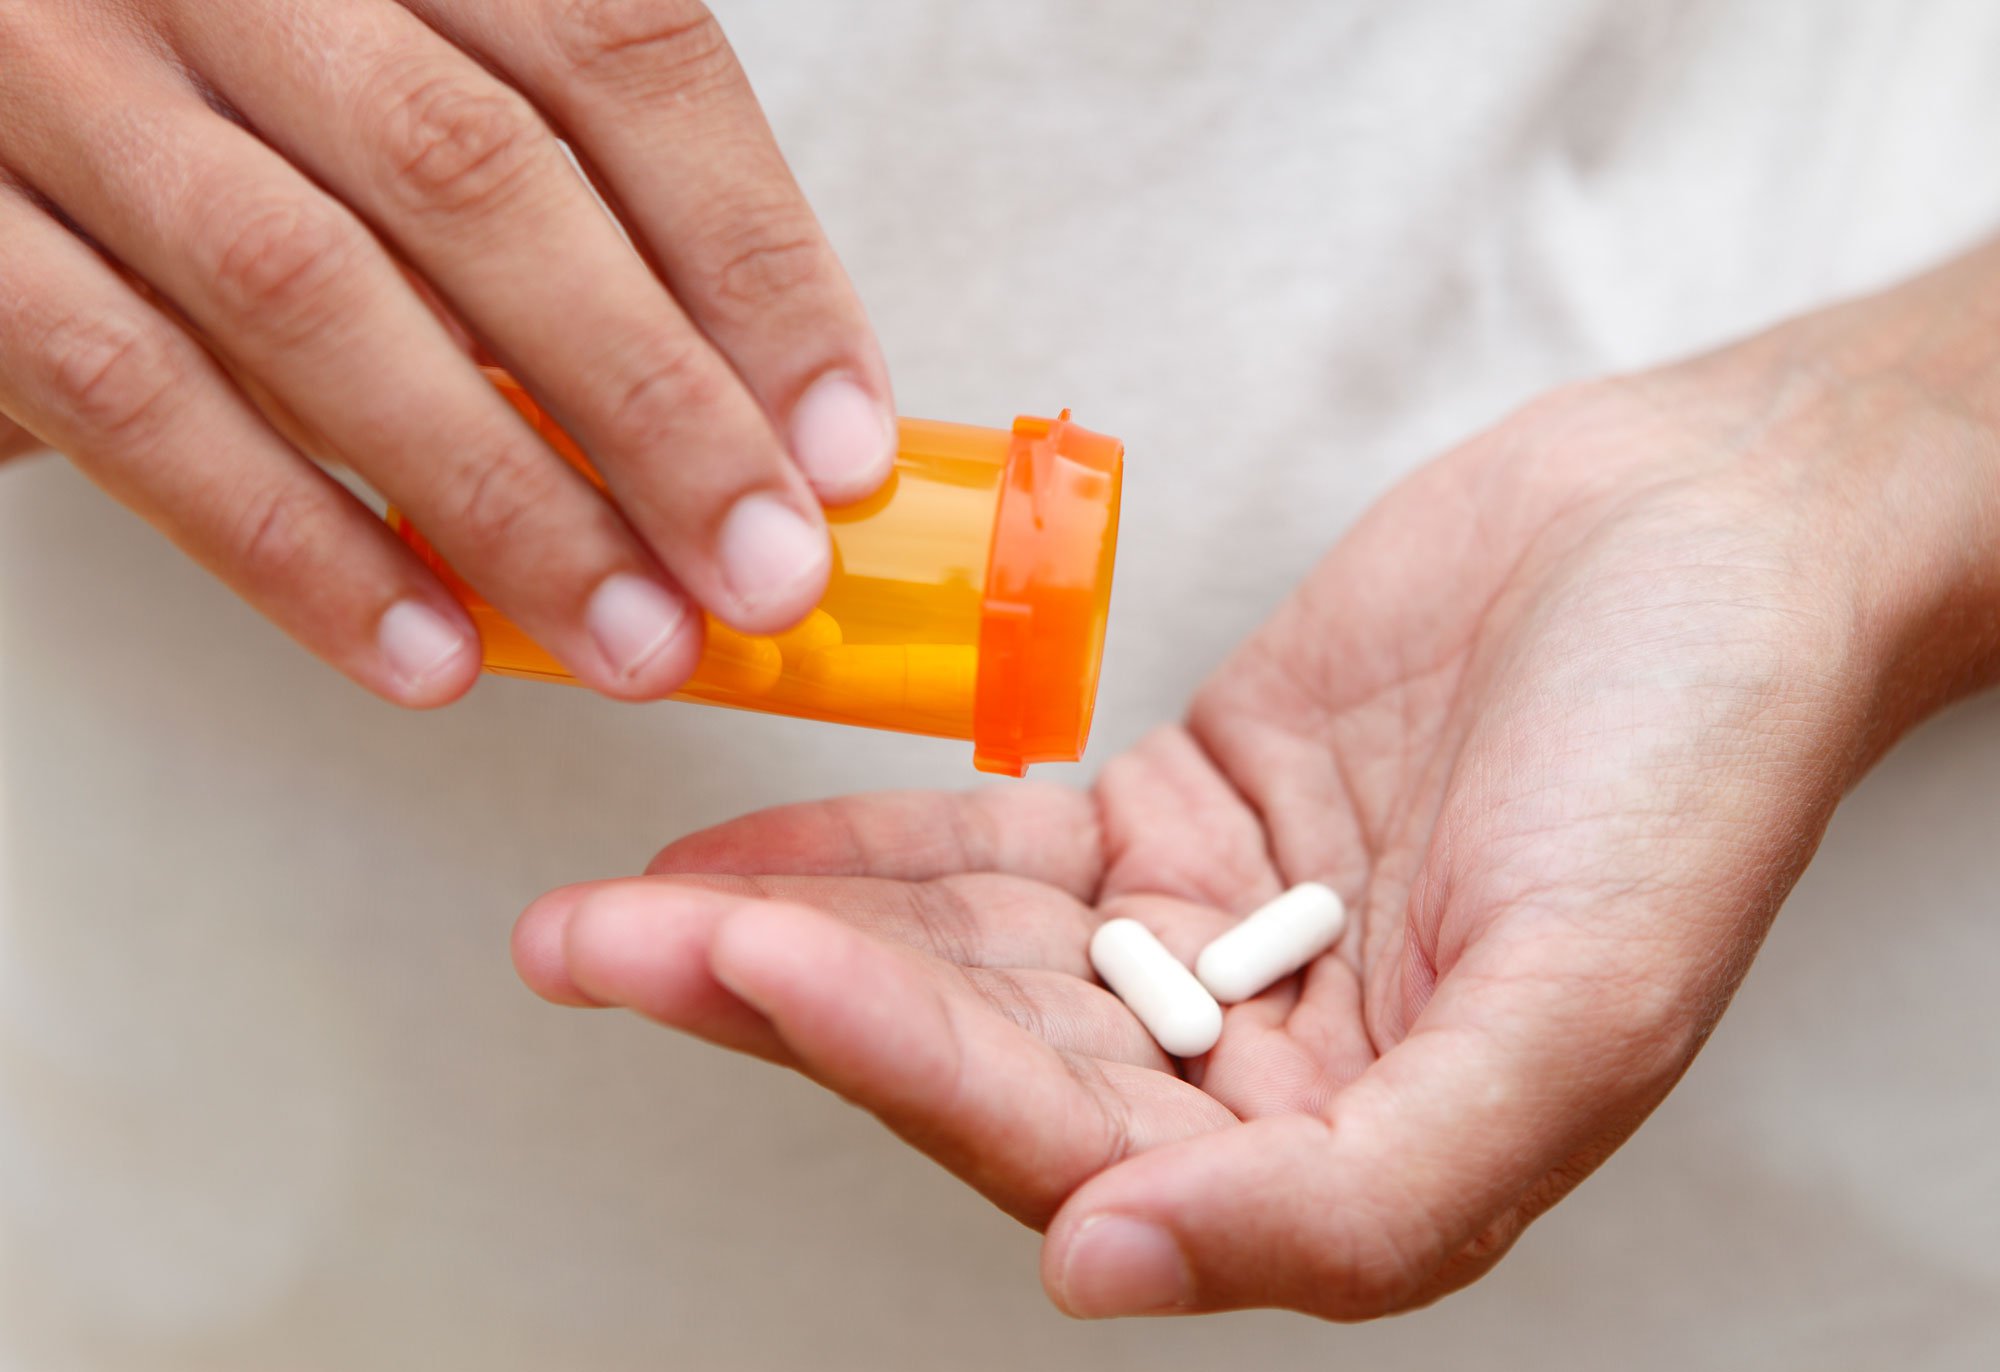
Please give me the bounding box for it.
[971,410,1125,776]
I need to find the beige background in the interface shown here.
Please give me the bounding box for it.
[5,2,1999,1366]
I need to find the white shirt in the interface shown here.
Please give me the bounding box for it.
[5,2,1999,1365]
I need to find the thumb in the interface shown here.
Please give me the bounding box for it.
[1039,949,1698,1319]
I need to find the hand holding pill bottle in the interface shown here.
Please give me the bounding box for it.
[0,0,915,711]
[392,370,1124,775]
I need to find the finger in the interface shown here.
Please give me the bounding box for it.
[526,870,1101,983]
[1097,893,1236,968]
[647,784,1105,898]
[522,880,1172,1069]
[0,178,479,705]
[512,880,621,1008]
[418,0,897,501]
[174,0,843,631]
[1200,952,1374,1116]
[1094,728,1289,911]
[0,412,42,461]
[1,39,702,699]
[958,968,1172,1071]
[1038,935,1695,1319]
[709,900,1235,1226]
[552,882,790,1060]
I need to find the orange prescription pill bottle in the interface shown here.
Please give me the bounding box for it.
[388,372,1123,776]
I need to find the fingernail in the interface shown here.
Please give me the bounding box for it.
[586,573,692,680]
[379,599,472,692]
[1058,1217,1192,1318]
[717,493,829,618]
[789,372,895,501]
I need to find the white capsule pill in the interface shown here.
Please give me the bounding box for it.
[1195,883,1348,1004]
[1088,918,1223,1058]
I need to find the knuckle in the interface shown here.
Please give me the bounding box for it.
[598,342,724,454]
[1327,1228,1437,1318]
[550,0,733,87]
[232,481,333,584]
[437,438,569,562]
[200,194,359,337]
[43,314,179,443]
[699,216,826,313]
[373,69,546,216]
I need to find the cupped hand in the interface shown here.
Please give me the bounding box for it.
[0,1,890,705]
[514,255,2000,1319]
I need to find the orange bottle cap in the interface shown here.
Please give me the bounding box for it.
[971,411,1124,776]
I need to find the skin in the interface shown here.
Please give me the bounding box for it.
[513,241,2000,1320]
[0,0,892,706]
[0,414,35,462]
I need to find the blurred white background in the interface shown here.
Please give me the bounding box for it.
[4,2,1998,1366]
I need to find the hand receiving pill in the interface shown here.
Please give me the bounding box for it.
[513,271,2000,1324]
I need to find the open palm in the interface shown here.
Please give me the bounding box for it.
[516,340,1969,1318]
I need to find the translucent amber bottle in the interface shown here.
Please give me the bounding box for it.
[390,372,1123,775]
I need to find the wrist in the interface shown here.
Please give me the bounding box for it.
[1765,249,2000,756]
[1630,245,2000,767]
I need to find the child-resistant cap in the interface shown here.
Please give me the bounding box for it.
[971,411,1123,776]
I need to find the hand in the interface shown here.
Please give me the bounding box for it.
[512,246,2000,1318]
[0,1,890,705]
[0,414,38,462]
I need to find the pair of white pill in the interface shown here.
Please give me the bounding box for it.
[1088,883,1347,1058]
